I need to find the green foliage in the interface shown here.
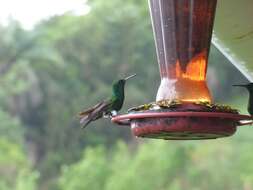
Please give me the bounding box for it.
[0,138,38,190]
[0,110,23,142]
[16,170,39,190]
[105,141,189,190]
[23,0,158,184]
[0,102,38,190]
[58,146,110,190]
[58,140,253,190]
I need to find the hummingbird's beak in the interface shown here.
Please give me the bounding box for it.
[233,84,248,87]
[124,74,137,81]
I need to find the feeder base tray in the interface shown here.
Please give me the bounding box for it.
[131,115,236,140]
[142,132,229,140]
[112,102,253,140]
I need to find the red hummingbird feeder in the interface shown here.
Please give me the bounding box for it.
[112,0,253,140]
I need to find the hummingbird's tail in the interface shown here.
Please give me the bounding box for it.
[79,115,93,128]
[79,101,112,128]
[79,108,93,128]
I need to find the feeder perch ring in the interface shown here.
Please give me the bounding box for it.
[112,111,253,140]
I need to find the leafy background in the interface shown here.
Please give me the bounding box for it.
[0,0,252,189]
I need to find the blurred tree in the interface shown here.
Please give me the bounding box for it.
[58,146,110,190]
[0,131,38,190]
[23,0,159,186]
[0,138,39,190]
[58,140,253,190]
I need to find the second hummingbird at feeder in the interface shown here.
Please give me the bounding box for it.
[79,74,137,128]
[233,83,253,115]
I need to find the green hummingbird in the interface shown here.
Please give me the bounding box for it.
[233,83,253,115]
[79,74,136,128]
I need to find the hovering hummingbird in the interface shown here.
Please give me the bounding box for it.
[233,83,253,115]
[79,74,137,128]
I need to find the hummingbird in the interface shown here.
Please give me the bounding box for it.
[79,74,136,128]
[233,83,253,115]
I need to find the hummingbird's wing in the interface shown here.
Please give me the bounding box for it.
[79,102,103,117]
[79,100,112,128]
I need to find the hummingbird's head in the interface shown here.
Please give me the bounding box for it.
[233,83,253,91]
[114,79,126,89]
[112,74,136,94]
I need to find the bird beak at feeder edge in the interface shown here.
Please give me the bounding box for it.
[233,84,248,88]
[124,74,137,81]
